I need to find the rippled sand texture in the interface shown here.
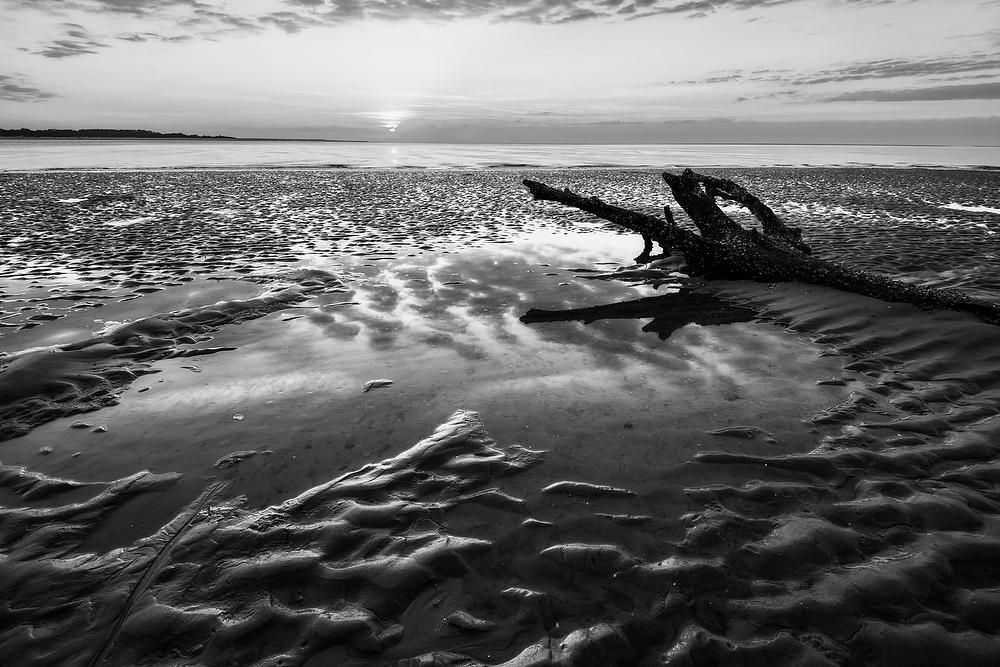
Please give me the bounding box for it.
[2,168,1000,666]
[1,411,544,666]
[2,168,999,332]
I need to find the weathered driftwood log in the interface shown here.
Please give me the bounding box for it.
[523,169,1000,325]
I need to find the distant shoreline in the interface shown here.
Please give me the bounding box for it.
[0,129,367,142]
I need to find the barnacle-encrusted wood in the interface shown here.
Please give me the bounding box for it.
[523,169,1000,325]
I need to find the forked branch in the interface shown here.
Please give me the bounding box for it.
[522,179,704,263]
[523,169,1000,326]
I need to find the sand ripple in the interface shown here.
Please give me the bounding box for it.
[0,411,544,666]
[7,282,1000,664]
[3,168,1000,665]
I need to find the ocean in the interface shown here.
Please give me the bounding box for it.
[2,138,999,170]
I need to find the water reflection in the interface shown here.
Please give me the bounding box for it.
[222,241,844,508]
[520,290,755,341]
[290,241,834,392]
[2,235,847,508]
[300,239,662,367]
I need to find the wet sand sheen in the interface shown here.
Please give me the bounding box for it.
[2,168,1000,665]
[3,245,849,552]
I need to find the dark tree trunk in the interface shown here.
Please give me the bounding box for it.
[523,169,1000,326]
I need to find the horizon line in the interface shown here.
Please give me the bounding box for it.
[3,136,998,148]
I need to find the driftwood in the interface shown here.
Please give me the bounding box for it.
[524,169,1000,325]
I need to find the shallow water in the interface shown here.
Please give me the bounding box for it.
[3,168,1000,665]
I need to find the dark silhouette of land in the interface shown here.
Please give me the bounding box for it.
[0,128,365,142]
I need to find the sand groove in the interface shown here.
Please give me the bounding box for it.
[85,479,231,667]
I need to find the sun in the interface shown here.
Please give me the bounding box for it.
[370,110,410,134]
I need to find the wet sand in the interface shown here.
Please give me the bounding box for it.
[2,168,1000,665]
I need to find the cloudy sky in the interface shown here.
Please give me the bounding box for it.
[1,0,998,143]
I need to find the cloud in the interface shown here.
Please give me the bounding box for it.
[61,0,202,16]
[35,22,108,58]
[0,73,58,101]
[790,54,1000,85]
[667,71,746,85]
[258,10,323,33]
[623,0,798,21]
[185,7,262,33]
[6,0,982,65]
[116,32,192,42]
[651,52,1000,108]
[4,0,915,34]
[9,0,264,38]
[668,54,1000,89]
[825,81,1000,102]
[736,89,802,102]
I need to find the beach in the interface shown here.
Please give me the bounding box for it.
[3,164,1000,665]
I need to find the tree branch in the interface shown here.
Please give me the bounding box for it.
[523,170,1000,326]
[522,179,704,262]
[678,170,811,254]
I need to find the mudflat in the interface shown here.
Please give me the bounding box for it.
[2,168,1000,666]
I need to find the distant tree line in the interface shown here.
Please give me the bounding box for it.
[0,128,235,139]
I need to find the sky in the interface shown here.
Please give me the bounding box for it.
[1,0,998,144]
